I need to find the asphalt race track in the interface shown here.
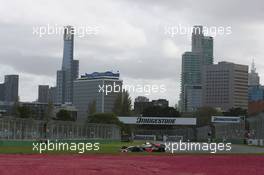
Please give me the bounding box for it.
[0,154,263,175]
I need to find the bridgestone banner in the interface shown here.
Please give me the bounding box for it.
[211,116,244,123]
[118,117,196,125]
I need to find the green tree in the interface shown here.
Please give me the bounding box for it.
[17,106,32,118]
[89,112,131,135]
[112,91,132,116]
[223,107,247,116]
[56,109,73,121]
[42,102,54,139]
[44,102,54,122]
[121,91,132,116]
[143,106,181,117]
[195,107,222,126]
[89,112,121,124]
[88,100,97,116]
[113,92,123,115]
[11,96,20,117]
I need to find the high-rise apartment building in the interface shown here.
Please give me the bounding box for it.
[4,75,19,103]
[38,85,57,104]
[180,26,213,112]
[73,71,122,121]
[184,85,202,112]
[56,26,79,104]
[202,62,248,111]
[38,85,49,103]
[48,86,57,104]
[134,96,151,115]
[134,97,169,115]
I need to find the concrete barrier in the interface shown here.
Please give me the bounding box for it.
[259,139,264,146]
[247,139,258,146]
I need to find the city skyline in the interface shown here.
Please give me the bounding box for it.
[0,0,264,106]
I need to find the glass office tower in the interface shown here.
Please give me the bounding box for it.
[56,26,79,104]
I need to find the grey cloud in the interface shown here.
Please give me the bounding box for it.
[0,0,263,104]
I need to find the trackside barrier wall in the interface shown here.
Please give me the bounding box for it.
[132,128,195,141]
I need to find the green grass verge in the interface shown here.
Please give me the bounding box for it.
[0,140,150,155]
[1,140,264,155]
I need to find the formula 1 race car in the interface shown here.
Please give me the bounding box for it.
[120,142,166,153]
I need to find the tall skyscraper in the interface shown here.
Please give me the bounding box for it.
[56,70,65,103]
[180,26,213,112]
[202,62,248,111]
[192,26,213,65]
[56,26,79,104]
[4,75,19,103]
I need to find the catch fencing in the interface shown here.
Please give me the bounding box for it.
[247,114,264,139]
[196,126,211,141]
[196,120,246,143]
[0,117,120,140]
[213,122,245,142]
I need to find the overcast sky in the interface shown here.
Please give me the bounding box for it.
[0,0,263,106]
